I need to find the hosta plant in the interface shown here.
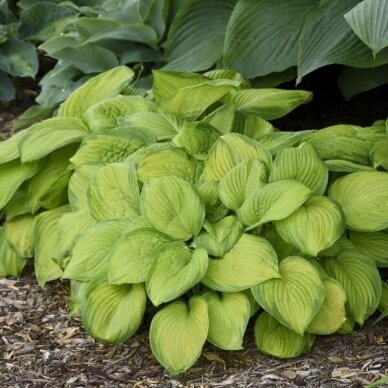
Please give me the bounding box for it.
[0,66,387,374]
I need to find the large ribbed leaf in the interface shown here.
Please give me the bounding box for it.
[325,251,382,325]
[275,196,345,256]
[150,296,209,374]
[203,291,250,350]
[328,171,388,231]
[147,243,208,306]
[370,139,388,170]
[237,113,275,139]
[350,231,388,267]
[202,234,280,292]
[140,176,205,241]
[196,181,229,223]
[203,104,236,134]
[6,214,36,258]
[0,131,25,164]
[252,256,325,335]
[254,312,315,358]
[378,282,388,318]
[263,225,296,259]
[237,180,311,229]
[269,142,328,195]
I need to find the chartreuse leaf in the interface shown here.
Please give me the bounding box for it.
[4,188,29,221]
[203,291,250,350]
[275,196,345,256]
[193,216,244,257]
[0,131,25,164]
[337,317,356,334]
[263,225,296,260]
[328,171,388,231]
[150,296,209,374]
[6,214,35,258]
[126,142,177,166]
[58,66,135,118]
[202,234,280,292]
[244,289,261,317]
[204,69,248,83]
[370,139,388,170]
[325,251,382,325]
[196,181,229,223]
[324,159,376,173]
[80,278,146,344]
[237,180,311,229]
[18,117,89,162]
[350,231,388,267]
[137,148,200,184]
[141,176,205,241]
[88,162,140,221]
[269,143,328,195]
[235,112,275,139]
[203,133,272,181]
[108,227,170,285]
[377,282,388,317]
[203,104,236,134]
[219,159,267,211]
[62,220,130,281]
[254,312,315,359]
[252,256,325,335]
[319,236,356,258]
[34,205,70,287]
[147,243,208,306]
[307,278,347,335]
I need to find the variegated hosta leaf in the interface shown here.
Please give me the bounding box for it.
[203,133,272,181]
[234,112,275,139]
[150,296,209,374]
[58,66,135,118]
[137,148,200,184]
[146,243,208,306]
[275,196,345,256]
[307,278,347,335]
[80,278,146,344]
[232,88,312,120]
[269,142,328,195]
[237,180,311,229]
[84,95,155,131]
[218,159,267,211]
[203,104,236,134]
[202,234,280,292]
[18,117,89,162]
[328,171,388,231]
[254,312,315,359]
[324,251,382,325]
[370,139,388,171]
[252,256,325,335]
[196,181,229,223]
[172,121,220,159]
[62,220,130,281]
[70,127,156,167]
[193,215,244,257]
[108,227,170,284]
[0,131,25,164]
[6,214,36,257]
[350,231,388,267]
[88,162,140,221]
[203,291,250,350]
[140,176,205,241]
[34,205,70,287]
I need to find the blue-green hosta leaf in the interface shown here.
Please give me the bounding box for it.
[139,0,169,38]
[196,181,229,223]
[147,243,208,306]
[328,171,388,231]
[88,161,140,221]
[6,214,35,258]
[80,278,146,344]
[193,216,244,257]
[344,0,388,55]
[58,66,135,118]
[0,131,25,164]
[62,220,130,281]
[306,278,347,335]
[324,159,376,172]
[275,196,345,256]
[269,142,328,195]
[252,256,325,335]
[231,89,312,120]
[150,296,209,374]
[34,205,70,287]
[219,159,267,211]
[237,180,311,229]
[370,139,388,170]
[203,291,250,350]
[325,251,382,325]
[203,133,272,181]
[137,148,200,184]
[350,231,388,267]
[203,104,236,134]
[202,234,280,292]
[254,312,315,359]
[141,176,205,241]
[0,71,16,102]
[18,117,89,162]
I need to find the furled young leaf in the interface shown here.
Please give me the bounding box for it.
[6,214,35,257]
[350,231,388,267]
[252,256,325,335]
[203,291,250,350]
[370,139,388,170]
[141,176,205,241]
[0,131,25,164]
[150,296,209,374]
[254,312,315,358]
[328,171,388,231]
[275,196,345,256]
[202,234,280,292]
